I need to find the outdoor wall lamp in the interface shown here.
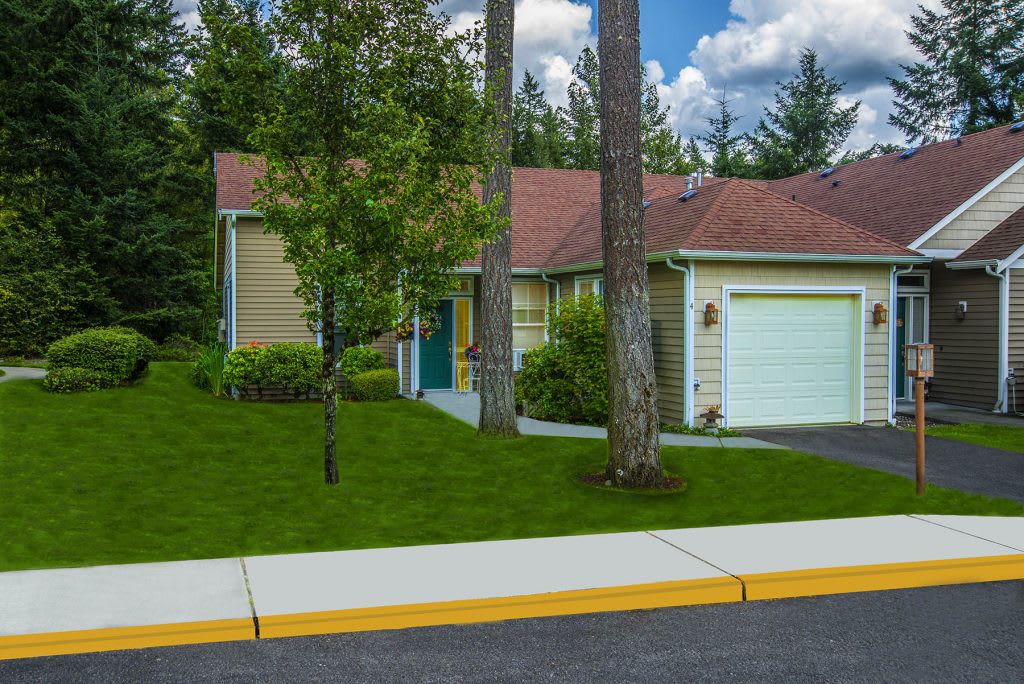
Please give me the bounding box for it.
[872,302,888,325]
[704,301,719,326]
[955,301,967,320]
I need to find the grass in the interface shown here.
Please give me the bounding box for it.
[0,357,47,368]
[1,363,1021,572]
[925,423,1024,454]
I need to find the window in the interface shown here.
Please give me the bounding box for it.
[576,276,603,296]
[512,282,548,351]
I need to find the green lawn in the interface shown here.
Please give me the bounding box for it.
[1,363,1020,572]
[925,424,1024,454]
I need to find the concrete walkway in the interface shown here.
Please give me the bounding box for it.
[0,367,45,383]
[896,400,1024,427]
[422,391,783,450]
[1,515,1021,660]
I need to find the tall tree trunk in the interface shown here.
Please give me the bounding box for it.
[599,0,662,486]
[321,287,340,485]
[479,0,520,438]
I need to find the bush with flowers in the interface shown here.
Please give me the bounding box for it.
[395,309,444,342]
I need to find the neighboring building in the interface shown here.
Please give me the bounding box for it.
[768,123,1024,414]
[216,154,926,429]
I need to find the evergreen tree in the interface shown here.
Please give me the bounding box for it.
[839,142,903,164]
[889,0,1024,143]
[565,46,602,170]
[640,80,692,174]
[748,48,860,179]
[538,105,569,168]
[511,70,547,167]
[683,137,709,174]
[698,90,750,177]
[0,0,208,351]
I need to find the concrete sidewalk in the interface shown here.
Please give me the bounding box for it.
[0,367,45,383]
[422,391,784,450]
[2,515,1021,660]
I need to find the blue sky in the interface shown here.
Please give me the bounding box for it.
[176,0,940,150]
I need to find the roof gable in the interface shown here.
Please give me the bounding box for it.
[951,205,1024,268]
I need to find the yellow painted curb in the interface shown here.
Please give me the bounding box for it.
[258,576,744,639]
[0,617,256,661]
[740,553,1024,601]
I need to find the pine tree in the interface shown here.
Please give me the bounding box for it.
[538,105,569,168]
[749,48,860,179]
[698,90,750,177]
[511,71,547,167]
[889,0,1024,143]
[683,137,709,174]
[566,46,602,170]
[640,80,691,174]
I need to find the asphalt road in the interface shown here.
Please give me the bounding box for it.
[748,425,1024,503]
[3,581,1022,683]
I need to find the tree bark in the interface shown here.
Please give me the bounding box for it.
[321,287,340,485]
[599,0,663,486]
[478,0,520,438]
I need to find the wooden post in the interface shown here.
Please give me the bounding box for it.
[915,377,925,495]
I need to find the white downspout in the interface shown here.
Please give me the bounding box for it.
[666,257,695,426]
[889,264,915,423]
[540,273,560,316]
[412,315,421,394]
[396,274,404,395]
[230,214,238,352]
[985,264,1009,413]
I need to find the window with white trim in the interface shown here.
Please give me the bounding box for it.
[575,276,603,296]
[511,282,547,352]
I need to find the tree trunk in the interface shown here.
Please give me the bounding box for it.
[321,287,340,485]
[478,0,520,438]
[599,0,662,486]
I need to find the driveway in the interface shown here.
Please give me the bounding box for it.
[0,367,45,383]
[748,425,1024,503]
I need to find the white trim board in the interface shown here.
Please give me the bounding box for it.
[909,155,1024,250]
[720,286,868,429]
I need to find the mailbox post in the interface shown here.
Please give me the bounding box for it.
[905,343,934,495]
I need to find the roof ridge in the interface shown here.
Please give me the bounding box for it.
[741,177,919,255]
[682,179,744,249]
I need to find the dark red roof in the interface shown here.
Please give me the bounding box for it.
[546,178,919,268]
[952,206,1024,263]
[215,153,920,269]
[767,123,1024,246]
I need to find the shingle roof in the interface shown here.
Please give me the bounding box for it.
[952,206,1024,264]
[545,178,919,268]
[767,123,1024,246]
[215,153,921,270]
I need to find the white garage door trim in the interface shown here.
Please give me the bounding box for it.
[721,285,866,428]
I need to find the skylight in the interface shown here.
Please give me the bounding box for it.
[819,167,834,178]
[642,200,651,209]
[899,148,917,160]
[678,189,697,202]
[1010,121,1024,132]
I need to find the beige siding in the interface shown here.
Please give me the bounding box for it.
[649,263,687,424]
[234,218,314,345]
[920,167,1024,250]
[693,261,893,425]
[928,265,1000,409]
[1008,267,1023,402]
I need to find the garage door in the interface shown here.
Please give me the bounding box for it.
[727,294,859,428]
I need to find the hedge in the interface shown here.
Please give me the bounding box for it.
[338,346,385,379]
[223,342,320,399]
[351,368,399,401]
[44,326,156,392]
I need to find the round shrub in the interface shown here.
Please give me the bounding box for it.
[222,344,270,394]
[45,326,156,392]
[515,295,607,425]
[43,367,117,393]
[263,342,321,397]
[338,346,385,379]
[351,368,399,401]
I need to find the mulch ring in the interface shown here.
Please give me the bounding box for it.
[578,472,686,492]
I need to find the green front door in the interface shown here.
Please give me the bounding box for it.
[419,300,453,390]
[895,297,907,399]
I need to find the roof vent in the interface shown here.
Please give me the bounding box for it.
[831,179,841,188]
[678,189,698,202]
[899,147,917,160]
[819,167,834,178]
[1010,121,1024,132]
[642,200,651,209]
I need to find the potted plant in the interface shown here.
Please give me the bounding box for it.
[700,404,724,432]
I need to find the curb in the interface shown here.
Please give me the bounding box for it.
[3,554,1022,660]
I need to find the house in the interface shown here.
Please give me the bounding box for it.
[767,123,1024,414]
[215,153,927,429]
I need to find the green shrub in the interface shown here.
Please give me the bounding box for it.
[43,367,117,393]
[222,342,321,398]
[154,333,199,361]
[515,295,607,425]
[192,342,227,396]
[351,368,399,401]
[45,326,155,392]
[338,346,385,379]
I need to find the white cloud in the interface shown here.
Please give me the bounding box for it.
[172,0,202,32]
[437,0,595,108]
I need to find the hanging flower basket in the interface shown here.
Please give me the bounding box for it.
[395,310,444,342]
